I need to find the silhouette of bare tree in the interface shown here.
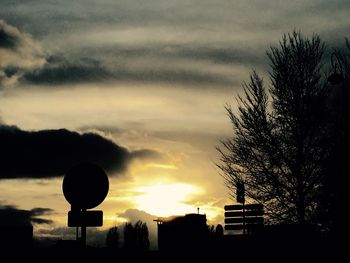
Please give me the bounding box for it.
[217,32,328,224]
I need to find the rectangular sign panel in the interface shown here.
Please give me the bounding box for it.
[224,204,264,211]
[225,210,264,217]
[68,210,103,227]
[224,224,244,231]
[244,204,264,211]
[225,216,264,224]
[224,205,243,211]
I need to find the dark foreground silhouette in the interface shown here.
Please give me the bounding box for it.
[3,234,346,263]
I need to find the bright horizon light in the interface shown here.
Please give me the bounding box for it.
[134,183,203,217]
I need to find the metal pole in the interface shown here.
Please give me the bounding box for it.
[81,209,86,247]
[72,205,80,242]
[243,201,246,235]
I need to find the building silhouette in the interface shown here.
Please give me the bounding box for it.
[155,213,208,251]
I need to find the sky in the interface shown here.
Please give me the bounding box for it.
[0,0,349,247]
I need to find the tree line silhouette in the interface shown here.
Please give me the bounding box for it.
[105,220,150,251]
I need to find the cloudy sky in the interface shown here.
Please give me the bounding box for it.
[0,0,349,247]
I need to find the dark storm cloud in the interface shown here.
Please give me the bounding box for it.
[0,125,159,179]
[0,205,53,226]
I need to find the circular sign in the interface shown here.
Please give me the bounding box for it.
[63,162,109,209]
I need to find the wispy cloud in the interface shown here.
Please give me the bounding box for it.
[22,53,237,86]
[2,1,349,89]
[0,20,45,88]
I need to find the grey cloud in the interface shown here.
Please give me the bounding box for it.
[0,20,45,88]
[30,207,54,217]
[92,45,264,66]
[0,26,18,48]
[24,38,263,87]
[1,1,349,41]
[22,53,237,86]
[23,56,112,85]
[168,46,264,67]
[0,125,160,179]
[2,0,348,37]
[78,126,164,161]
[31,218,52,224]
[111,67,234,86]
[130,149,163,160]
[1,1,349,90]
[305,0,350,15]
[0,1,223,37]
[152,130,227,152]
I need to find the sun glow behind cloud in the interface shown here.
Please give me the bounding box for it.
[134,183,203,217]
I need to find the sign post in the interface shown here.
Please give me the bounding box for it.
[62,162,109,247]
[236,182,245,234]
[224,203,264,235]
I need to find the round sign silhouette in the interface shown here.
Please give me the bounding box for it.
[63,162,109,209]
